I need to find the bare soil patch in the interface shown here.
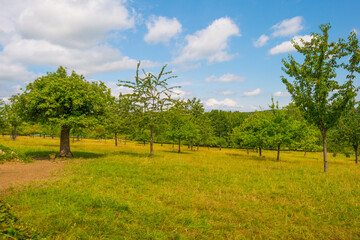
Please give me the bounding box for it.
[0,160,66,191]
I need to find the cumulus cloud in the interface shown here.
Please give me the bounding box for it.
[0,57,36,82]
[271,16,304,37]
[269,35,312,55]
[17,0,134,48]
[243,88,261,96]
[144,16,182,44]
[253,34,269,47]
[274,91,290,97]
[205,73,245,83]
[173,17,240,64]
[205,98,237,107]
[2,38,159,75]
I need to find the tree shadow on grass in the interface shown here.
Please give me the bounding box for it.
[26,150,106,160]
[163,150,191,154]
[110,151,151,158]
[226,153,280,162]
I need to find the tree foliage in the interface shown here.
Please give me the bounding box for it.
[118,61,179,156]
[281,23,359,172]
[17,66,114,157]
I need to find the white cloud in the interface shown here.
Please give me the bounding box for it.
[105,81,133,97]
[243,88,261,96]
[222,90,236,96]
[3,39,159,75]
[205,98,237,107]
[173,17,240,64]
[205,73,245,83]
[274,91,290,97]
[253,34,269,47]
[17,0,134,48]
[269,35,312,55]
[144,16,182,44]
[0,57,36,82]
[271,16,304,37]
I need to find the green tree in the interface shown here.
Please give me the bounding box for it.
[281,24,359,172]
[232,111,269,156]
[0,99,5,131]
[18,66,114,157]
[336,106,360,164]
[118,62,178,156]
[267,99,296,161]
[5,96,23,140]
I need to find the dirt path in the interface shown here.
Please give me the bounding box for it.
[0,160,66,191]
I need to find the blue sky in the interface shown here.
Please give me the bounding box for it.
[0,0,359,111]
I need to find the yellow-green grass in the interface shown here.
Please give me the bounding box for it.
[0,136,359,239]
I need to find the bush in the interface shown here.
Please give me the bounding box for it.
[0,144,30,163]
[0,200,42,239]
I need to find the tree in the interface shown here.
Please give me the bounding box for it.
[267,99,296,161]
[0,99,5,131]
[232,111,269,156]
[336,105,360,164]
[281,24,359,172]
[18,66,114,157]
[5,96,23,140]
[118,62,178,156]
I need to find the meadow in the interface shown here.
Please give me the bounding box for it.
[1,136,360,239]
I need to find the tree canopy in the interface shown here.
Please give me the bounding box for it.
[281,23,359,172]
[17,66,114,157]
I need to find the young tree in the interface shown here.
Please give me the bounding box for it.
[232,111,269,156]
[5,96,23,140]
[281,24,359,172]
[118,62,179,156]
[0,99,5,131]
[266,99,296,161]
[18,66,114,157]
[336,106,360,164]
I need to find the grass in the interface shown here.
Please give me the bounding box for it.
[0,136,360,239]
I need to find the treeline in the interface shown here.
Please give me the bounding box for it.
[1,94,359,162]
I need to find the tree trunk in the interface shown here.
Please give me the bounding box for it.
[72,136,75,143]
[191,142,193,151]
[77,136,80,141]
[124,137,127,145]
[51,135,54,139]
[115,132,118,147]
[197,144,199,151]
[277,143,281,161]
[304,150,307,158]
[354,144,358,164]
[178,139,181,153]
[149,125,154,157]
[247,149,249,155]
[259,147,262,157]
[321,130,328,172]
[11,125,17,141]
[59,125,73,157]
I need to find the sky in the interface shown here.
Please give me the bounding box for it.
[0,0,359,111]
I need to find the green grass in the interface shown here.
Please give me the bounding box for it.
[1,136,360,239]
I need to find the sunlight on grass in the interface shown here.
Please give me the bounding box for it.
[1,136,359,239]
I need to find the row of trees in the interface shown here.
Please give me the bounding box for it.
[0,23,359,172]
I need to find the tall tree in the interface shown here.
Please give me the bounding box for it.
[17,66,114,157]
[281,24,359,172]
[5,96,23,140]
[0,99,5,131]
[118,62,178,156]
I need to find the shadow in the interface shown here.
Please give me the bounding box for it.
[26,150,106,160]
[226,153,280,162]
[163,150,191,154]
[111,151,150,158]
